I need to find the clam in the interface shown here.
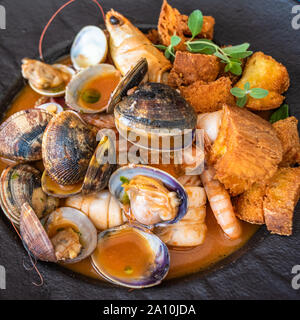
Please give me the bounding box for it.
[91,224,170,288]
[0,109,53,162]
[36,102,64,114]
[45,207,97,263]
[20,204,97,263]
[22,58,75,97]
[71,26,108,71]
[42,135,117,197]
[109,164,188,227]
[114,82,197,151]
[0,164,59,226]
[42,111,98,185]
[82,136,117,195]
[106,58,148,114]
[65,64,121,113]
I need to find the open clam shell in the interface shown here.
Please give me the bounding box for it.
[65,64,121,113]
[36,102,64,114]
[42,110,98,185]
[29,64,75,97]
[0,164,59,226]
[20,202,57,262]
[91,224,170,288]
[0,109,53,162]
[71,26,108,71]
[45,207,97,264]
[106,58,148,114]
[82,136,117,195]
[109,164,188,226]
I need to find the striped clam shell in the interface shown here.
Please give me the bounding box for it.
[42,111,98,185]
[0,164,59,226]
[0,109,53,162]
[82,137,117,194]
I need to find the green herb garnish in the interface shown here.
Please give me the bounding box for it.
[230,82,269,107]
[11,172,19,180]
[269,104,289,124]
[124,265,133,275]
[155,9,252,75]
[155,34,181,61]
[81,88,101,104]
[120,176,130,185]
[121,192,130,205]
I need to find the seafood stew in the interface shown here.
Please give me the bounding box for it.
[0,0,299,289]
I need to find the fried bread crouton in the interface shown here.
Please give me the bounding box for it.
[179,77,235,113]
[168,51,220,87]
[264,167,300,236]
[234,52,290,110]
[211,104,283,195]
[146,29,160,44]
[158,0,215,51]
[272,116,300,167]
[234,183,266,225]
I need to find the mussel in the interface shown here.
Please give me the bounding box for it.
[109,164,188,227]
[71,26,108,71]
[65,64,121,113]
[91,224,170,288]
[20,204,97,263]
[42,111,98,185]
[0,109,53,162]
[0,164,59,226]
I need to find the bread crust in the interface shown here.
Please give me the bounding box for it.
[211,104,283,195]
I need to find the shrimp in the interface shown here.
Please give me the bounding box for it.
[154,186,207,246]
[65,190,127,231]
[106,10,172,83]
[200,134,242,239]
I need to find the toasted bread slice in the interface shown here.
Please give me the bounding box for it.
[180,77,235,113]
[273,116,300,167]
[158,0,214,51]
[234,52,290,110]
[211,104,283,195]
[234,183,266,225]
[168,51,220,87]
[263,167,300,236]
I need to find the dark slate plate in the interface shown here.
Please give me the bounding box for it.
[0,0,299,300]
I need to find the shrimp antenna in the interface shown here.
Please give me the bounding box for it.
[39,0,106,61]
[6,215,44,286]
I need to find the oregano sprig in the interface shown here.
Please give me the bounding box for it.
[155,34,181,61]
[269,104,289,124]
[230,82,269,107]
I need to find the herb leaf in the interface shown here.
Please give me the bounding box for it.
[155,35,181,61]
[249,88,269,99]
[269,104,289,124]
[222,43,250,54]
[228,61,243,75]
[236,95,248,108]
[120,176,130,185]
[230,87,246,98]
[188,9,203,39]
[170,35,182,47]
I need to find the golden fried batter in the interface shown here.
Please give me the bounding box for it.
[179,77,235,113]
[168,51,220,87]
[234,183,266,225]
[234,167,300,235]
[146,29,160,45]
[211,104,282,195]
[158,0,215,51]
[234,52,290,110]
[272,116,300,167]
[264,167,300,236]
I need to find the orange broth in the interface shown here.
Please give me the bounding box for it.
[0,59,259,281]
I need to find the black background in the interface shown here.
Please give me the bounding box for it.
[0,0,300,300]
